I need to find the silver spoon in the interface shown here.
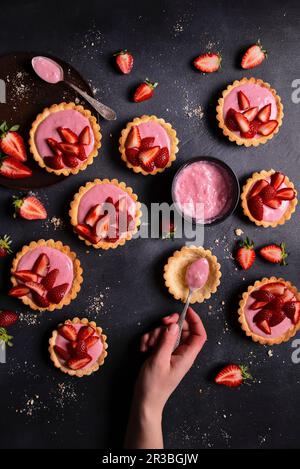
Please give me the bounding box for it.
[31,56,117,121]
[173,288,196,351]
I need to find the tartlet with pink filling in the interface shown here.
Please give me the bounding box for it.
[9,239,83,311]
[119,115,179,175]
[238,277,300,345]
[241,169,297,228]
[69,179,142,249]
[29,102,101,176]
[49,317,108,377]
[216,77,283,146]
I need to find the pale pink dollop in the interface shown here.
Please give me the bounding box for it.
[55,323,103,370]
[32,56,63,84]
[138,121,170,152]
[185,258,209,290]
[17,246,73,294]
[173,161,233,222]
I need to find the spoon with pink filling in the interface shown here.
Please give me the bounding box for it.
[174,257,209,350]
[31,56,117,121]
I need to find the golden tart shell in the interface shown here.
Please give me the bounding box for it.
[49,317,108,377]
[163,245,221,303]
[29,102,101,176]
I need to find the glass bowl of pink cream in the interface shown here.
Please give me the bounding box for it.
[172,157,240,225]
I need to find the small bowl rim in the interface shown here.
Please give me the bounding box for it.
[171,156,240,226]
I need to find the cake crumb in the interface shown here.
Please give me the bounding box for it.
[234,228,244,236]
[50,216,65,230]
[268,349,273,357]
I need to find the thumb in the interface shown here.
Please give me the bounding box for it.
[153,323,179,362]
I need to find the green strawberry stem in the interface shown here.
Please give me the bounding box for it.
[0,327,13,347]
[0,234,12,254]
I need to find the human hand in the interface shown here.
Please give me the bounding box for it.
[134,307,207,417]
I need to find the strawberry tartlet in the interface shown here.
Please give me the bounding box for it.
[217,77,283,146]
[238,277,300,345]
[29,102,101,175]
[9,240,83,311]
[119,115,179,175]
[69,179,142,249]
[49,317,108,377]
[241,170,297,227]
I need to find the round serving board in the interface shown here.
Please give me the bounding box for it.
[0,52,94,189]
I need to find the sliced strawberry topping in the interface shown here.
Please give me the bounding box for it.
[281,288,296,303]
[253,309,272,334]
[125,147,140,166]
[77,145,87,161]
[247,195,263,221]
[269,309,286,327]
[85,204,102,227]
[85,335,99,349]
[257,104,271,123]
[234,112,250,133]
[270,172,285,190]
[225,108,239,131]
[54,345,70,361]
[32,292,50,308]
[264,198,281,209]
[140,137,155,150]
[261,282,286,296]
[260,184,277,203]
[125,126,141,149]
[57,127,78,144]
[75,224,100,244]
[8,285,30,297]
[248,179,269,198]
[78,126,91,145]
[57,142,80,155]
[67,354,92,370]
[62,154,79,168]
[77,325,95,342]
[32,253,49,277]
[59,324,77,341]
[75,340,88,358]
[41,269,59,290]
[276,188,295,201]
[47,283,69,304]
[268,296,285,311]
[155,147,169,168]
[46,138,62,156]
[139,146,160,172]
[243,107,258,121]
[251,289,275,303]
[258,120,278,136]
[14,270,41,283]
[241,120,260,139]
[283,301,300,325]
[237,91,250,110]
[94,214,110,239]
[25,281,47,298]
[44,154,64,170]
[250,300,269,310]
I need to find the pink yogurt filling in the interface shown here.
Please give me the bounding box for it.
[173,161,233,222]
[248,178,290,222]
[185,258,209,290]
[244,290,292,339]
[16,246,73,295]
[55,323,103,370]
[77,183,136,224]
[32,56,63,84]
[35,109,94,167]
[137,121,170,152]
[223,83,278,137]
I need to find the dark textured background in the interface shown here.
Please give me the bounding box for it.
[0,0,300,450]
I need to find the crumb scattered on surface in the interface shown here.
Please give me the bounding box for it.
[268,350,273,358]
[234,228,244,236]
[85,289,109,316]
[19,312,41,326]
[43,216,65,231]
[54,382,78,408]
[15,394,47,417]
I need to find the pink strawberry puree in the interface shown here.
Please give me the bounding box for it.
[244,289,292,339]
[248,178,290,222]
[55,323,103,370]
[32,56,63,84]
[34,109,94,161]
[185,258,209,290]
[173,161,233,222]
[77,183,136,223]
[137,121,170,151]
[17,246,73,294]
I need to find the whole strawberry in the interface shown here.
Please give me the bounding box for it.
[114,50,134,74]
[134,79,158,103]
[0,235,12,258]
[13,195,47,220]
[0,310,18,327]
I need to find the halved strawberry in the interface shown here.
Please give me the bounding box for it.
[75,339,88,358]
[243,107,258,121]
[250,300,269,310]
[259,243,288,265]
[32,292,50,308]
[57,127,78,144]
[234,112,250,133]
[59,323,77,341]
[57,142,80,155]
[257,103,271,123]
[251,289,275,303]
[78,126,91,145]
[247,195,263,221]
[8,285,30,297]
[41,269,59,290]
[44,154,64,170]
[47,283,69,304]
[85,335,99,349]
[241,120,260,139]
[94,214,110,239]
[125,126,141,149]
[276,188,295,201]
[13,195,47,220]
[241,41,267,69]
[0,310,18,327]
[125,147,140,166]
[193,53,221,73]
[0,155,32,179]
[32,253,49,276]
[139,146,160,172]
[0,121,27,161]
[62,153,79,168]
[14,270,41,283]
[215,364,251,387]
[270,172,285,190]
[268,296,285,311]
[46,138,62,156]
[238,91,250,110]
[259,184,277,203]
[248,179,269,198]
[281,288,296,304]
[114,50,134,74]
[54,345,70,361]
[77,325,95,342]
[253,309,272,334]
[25,281,47,297]
[258,120,278,136]
[261,282,285,296]
[85,204,102,227]
[269,309,286,327]
[75,224,100,244]
[77,145,87,161]
[67,354,92,370]
[225,108,239,131]
[236,238,256,270]
[140,137,155,150]
[133,80,158,102]
[264,198,282,209]
[0,234,12,258]
[155,147,169,168]
[283,301,300,325]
